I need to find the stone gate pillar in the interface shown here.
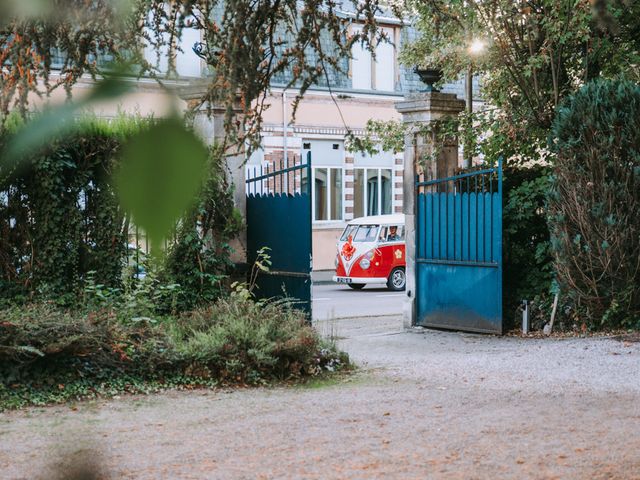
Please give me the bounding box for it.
[180,83,247,264]
[395,92,465,328]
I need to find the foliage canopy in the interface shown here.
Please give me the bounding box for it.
[0,0,389,154]
[402,0,640,159]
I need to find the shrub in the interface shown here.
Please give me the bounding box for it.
[0,118,241,311]
[162,147,243,311]
[548,79,640,329]
[0,304,175,384]
[0,116,143,305]
[0,296,347,409]
[502,165,554,328]
[172,292,345,383]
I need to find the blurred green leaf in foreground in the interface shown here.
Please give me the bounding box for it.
[115,118,209,252]
[1,71,208,255]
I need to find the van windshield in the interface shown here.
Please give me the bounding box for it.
[340,224,381,242]
[353,225,379,242]
[339,225,358,242]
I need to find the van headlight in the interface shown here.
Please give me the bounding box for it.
[359,249,375,270]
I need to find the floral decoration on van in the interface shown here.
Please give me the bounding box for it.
[341,235,356,261]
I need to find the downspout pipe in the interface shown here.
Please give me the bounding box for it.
[283,91,288,168]
[283,90,289,193]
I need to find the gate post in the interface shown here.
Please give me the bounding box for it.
[395,92,465,328]
[179,84,247,264]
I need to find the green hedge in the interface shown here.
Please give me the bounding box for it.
[549,79,640,329]
[0,117,144,304]
[502,164,554,329]
[0,117,241,309]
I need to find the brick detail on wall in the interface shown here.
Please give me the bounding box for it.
[395,194,403,201]
[395,205,403,213]
[394,170,403,177]
[345,206,354,213]
[345,156,354,164]
[395,158,403,165]
[394,182,403,189]
[345,181,354,188]
[345,194,354,201]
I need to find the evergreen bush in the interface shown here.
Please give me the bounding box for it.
[0,117,240,310]
[549,79,640,329]
[502,165,554,328]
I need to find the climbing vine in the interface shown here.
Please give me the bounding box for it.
[0,117,142,304]
[162,144,243,311]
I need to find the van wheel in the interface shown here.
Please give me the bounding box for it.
[348,283,366,290]
[387,268,406,291]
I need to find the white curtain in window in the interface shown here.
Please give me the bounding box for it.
[375,27,395,91]
[314,168,328,221]
[367,169,379,216]
[381,169,392,214]
[351,27,372,90]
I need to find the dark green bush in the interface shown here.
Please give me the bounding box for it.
[0,117,241,311]
[502,165,554,328]
[549,79,640,329]
[162,147,243,312]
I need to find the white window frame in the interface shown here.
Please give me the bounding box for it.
[349,25,397,92]
[354,167,394,217]
[311,167,345,223]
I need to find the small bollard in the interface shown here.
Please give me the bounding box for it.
[522,299,530,334]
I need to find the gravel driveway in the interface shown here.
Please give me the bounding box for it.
[2,316,639,479]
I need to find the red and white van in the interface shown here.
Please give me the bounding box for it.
[333,214,406,291]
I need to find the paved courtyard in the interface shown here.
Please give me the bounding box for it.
[312,283,404,320]
[2,316,639,479]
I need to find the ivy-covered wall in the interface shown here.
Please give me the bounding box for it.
[0,118,142,304]
[1,116,243,310]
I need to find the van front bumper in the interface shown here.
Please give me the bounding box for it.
[333,275,388,285]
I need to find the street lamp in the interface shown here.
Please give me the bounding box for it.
[464,38,486,168]
[469,38,486,56]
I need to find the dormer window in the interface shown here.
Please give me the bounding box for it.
[350,25,397,92]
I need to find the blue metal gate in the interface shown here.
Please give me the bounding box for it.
[415,161,503,333]
[246,153,312,317]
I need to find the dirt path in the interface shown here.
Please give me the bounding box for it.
[2,317,640,479]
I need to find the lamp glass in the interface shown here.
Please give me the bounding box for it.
[469,39,486,55]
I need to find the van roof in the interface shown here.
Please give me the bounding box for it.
[347,214,404,226]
